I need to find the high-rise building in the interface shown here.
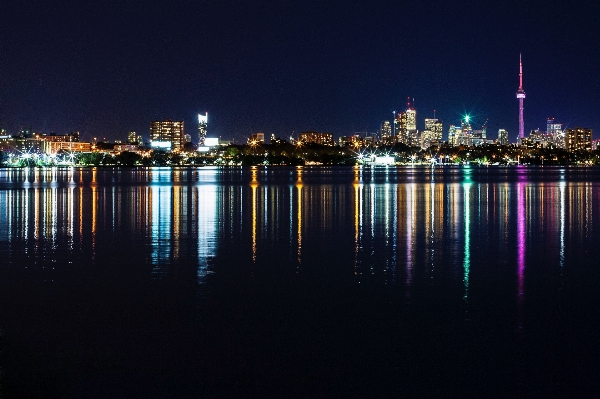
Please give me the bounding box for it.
[448,125,460,146]
[498,129,509,145]
[565,127,592,152]
[406,102,418,146]
[127,131,141,144]
[516,54,526,142]
[394,111,408,145]
[150,120,185,150]
[547,118,564,148]
[395,100,417,146]
[198,112,208,146]
[421,118,443,149]
[452,117,472,146]
[379,121,391,140]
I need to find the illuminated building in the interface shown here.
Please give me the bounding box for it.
[565,127,592,152]
[448,125,460,146]
[498,129,509,145]
[339,135,364,147]
[406,101,418,146]
[421,118,443,149]
[521,130,550,148]
[198,112,208,146]
[0,136,42,153]
[379,121,391,141]
[547,118,564,148]
[516,54,526,141]
[249,133,265,143]
[42,141,92,154]
[127,131,142,144]
[394,111,408,145]
[299,131,334,146]
[34,132,79,142]
[150,120,185,150]
[19,126,33,138]
[451,116,472,146]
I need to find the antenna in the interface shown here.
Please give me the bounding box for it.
[519,52,523,89]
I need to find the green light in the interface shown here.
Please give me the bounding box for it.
[464,114,470,123]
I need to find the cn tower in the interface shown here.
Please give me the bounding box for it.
[516,53,526,141]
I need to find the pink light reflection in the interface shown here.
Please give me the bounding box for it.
[517,181,526,331]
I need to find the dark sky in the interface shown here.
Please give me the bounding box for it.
[1,0,599,143]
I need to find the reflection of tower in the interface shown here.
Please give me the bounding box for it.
[198,112,208,146]
[516,54,526,141]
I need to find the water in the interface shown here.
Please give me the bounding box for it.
[0,166,599,397]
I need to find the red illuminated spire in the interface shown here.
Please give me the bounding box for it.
[519,53,523,90]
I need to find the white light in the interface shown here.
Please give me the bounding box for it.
[151,141,172,149]
[204,138,219,147]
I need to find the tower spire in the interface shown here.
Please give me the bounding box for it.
[516,53,526,140]
[519,53,523,90]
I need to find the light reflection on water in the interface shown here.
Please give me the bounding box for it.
[0,166,598,294]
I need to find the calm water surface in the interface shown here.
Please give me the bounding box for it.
[0,166,598,397]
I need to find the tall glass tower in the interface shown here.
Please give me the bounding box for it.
[198,112,208,146]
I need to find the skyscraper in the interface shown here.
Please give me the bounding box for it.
[198,112,208,146]
[547,118,564,148]
[421,118,443,149]
[395,111,408,145]
[406,101,418,146]
[379,120,391,141]
[150,120,185,150]
[498,129,509,146]
[516,54,526,141]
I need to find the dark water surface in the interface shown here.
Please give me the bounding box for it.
[0,166,599,397]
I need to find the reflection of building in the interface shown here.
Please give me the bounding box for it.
[198,112,208,146]
[299,131,334,146]
[150,120,184,150]
[565,127,592,152]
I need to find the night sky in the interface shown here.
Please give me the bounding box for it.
[1,0,599,143]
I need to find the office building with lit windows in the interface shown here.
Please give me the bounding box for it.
[150,120,184,150]
[498,129,509,145]
[299,131,334,146]
[565,127,592,152]
[421,118,442,149]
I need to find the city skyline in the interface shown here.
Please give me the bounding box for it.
[1,1,598,142]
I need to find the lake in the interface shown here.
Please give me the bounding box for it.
[0,166,598,397]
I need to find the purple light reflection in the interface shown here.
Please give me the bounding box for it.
[517,180,526,331]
